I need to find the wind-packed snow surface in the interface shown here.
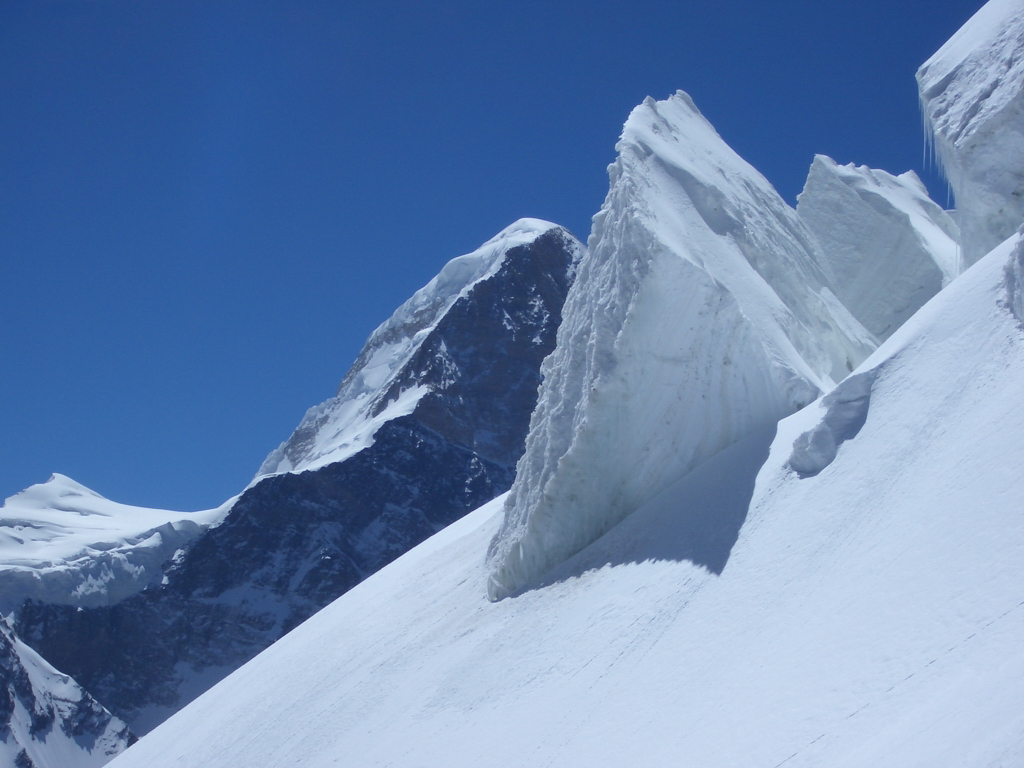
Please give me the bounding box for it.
[486,92,876,600]
[917,0,1024,265]
[108,229,1024,768]
[1,617,133,768]
[0,475,231,612]
[797,154,960,339]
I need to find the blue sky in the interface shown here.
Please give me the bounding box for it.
[1,0,978,510]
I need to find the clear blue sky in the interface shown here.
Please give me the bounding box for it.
[1,0,978,510]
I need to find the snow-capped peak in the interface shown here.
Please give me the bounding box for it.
[0,475,232,611]
[256,219,569,478]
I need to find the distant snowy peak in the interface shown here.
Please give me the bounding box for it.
[0,474,232,611]
[486,91,876,600]
[257,219,580,478]
[917,0,1024,264]
[797,155,960,340]
[1,616,133,768]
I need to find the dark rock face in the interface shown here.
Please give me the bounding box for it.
[0,617,134,767]
[15,226,581,734]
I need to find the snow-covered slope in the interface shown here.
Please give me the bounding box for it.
[485,92,877,600]
[107,229,1024,768]
[1,617,133,768]
[13,220,582,736]
[796,154,960,340]
[0,475,230,612]
[917,0,1024,265]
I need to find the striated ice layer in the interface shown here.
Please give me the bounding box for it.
[486,92,876,600]
[0,474,232,612]
[917,0,1024,265]
[797,155,960,340]
[258,218,569,478]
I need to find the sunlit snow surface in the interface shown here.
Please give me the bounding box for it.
[797,154,960,339]
[109,231,1024,768]
[257,218,565,478]
[917,0,1024,264]
[0,475,232,610]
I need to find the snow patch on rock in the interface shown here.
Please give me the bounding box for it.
[0,616,133,768]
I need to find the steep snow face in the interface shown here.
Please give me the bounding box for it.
[486,92,876,600]
[917,0,1024,265]
[14,222,582,736]
[797,155,960,340]
[107,230,1024,768]
[258,218,570,478]
[1,617,133,768]
[0,475,231,612]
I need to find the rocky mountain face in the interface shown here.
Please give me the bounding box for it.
[0,617,133,768]
[12,222,582,735]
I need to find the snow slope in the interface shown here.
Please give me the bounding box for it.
[797,154,960,339]
[257,218,574,478]
[108,229,1024,768]
[486,92,876,600]
[1,617,133,768]
[0,475,231,612]
[917,0,1024,265]
[10,221,582,737]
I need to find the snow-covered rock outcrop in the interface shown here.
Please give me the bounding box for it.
[0,475,231,612]
[486,92,876,600]
[14,220,582,735]
[797,155,960,340]
[917,0,1024,265]
[258,219,577,478]
[1,617,133,768]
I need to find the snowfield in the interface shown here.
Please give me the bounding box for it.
[108,230,1024,767]
[0,475,232,611]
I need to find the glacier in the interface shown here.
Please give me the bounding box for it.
[486,91,877,600]
[917,0,1024,265]
[104,227,1024,768]
[796,154,960,340]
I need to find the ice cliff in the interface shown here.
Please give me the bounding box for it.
[796,155,960,340]
[486,92,877,600]
[917,0,1024,265]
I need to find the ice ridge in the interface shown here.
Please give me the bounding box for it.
[486,91,877,601]
[797,155,960,340]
